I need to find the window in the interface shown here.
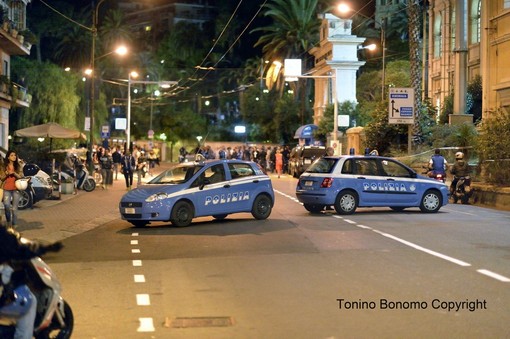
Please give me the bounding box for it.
[469,0,481,44]
[204,164,225,184]
[434,13,442,58]
[228,163,255,179]
[505,0,510,9]
[355,159,379,176]
[450,5,456,51]
[380,159,412,178]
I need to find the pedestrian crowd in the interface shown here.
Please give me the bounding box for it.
[179,144,293,175]
[91,145,160,191]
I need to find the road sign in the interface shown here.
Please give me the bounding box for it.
[101,125,110,138]
[388,88,415,124]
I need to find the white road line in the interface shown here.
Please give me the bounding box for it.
[442,208,478,216]
[137,318,155,332]
[134,274,145,283]
[477,269,510,282]
[136,294,151,306]
[372,229,471,267]
[131,240,139,245]
[344,219,356,224]
[132,233,139,236]
[132,249,141,254]
[132,260,142,267]
[356,224,372,230]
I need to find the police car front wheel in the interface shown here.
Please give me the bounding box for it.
[334,191,358,215]
[419,190,442,213]
[171,201,194,227]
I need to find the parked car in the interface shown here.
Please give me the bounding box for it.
[119,159,275,227]
[296,155,449,214]
[288,145,326,178]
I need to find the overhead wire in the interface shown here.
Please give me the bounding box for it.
[170,0,268,98]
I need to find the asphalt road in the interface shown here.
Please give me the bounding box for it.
[18,170,510,338]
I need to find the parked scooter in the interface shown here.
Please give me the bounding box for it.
[451,175,472,204]
[52,164,96,192]
[0,239,73,338]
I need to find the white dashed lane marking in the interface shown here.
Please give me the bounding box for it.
[276,190,510,282]
[131,232,155,333]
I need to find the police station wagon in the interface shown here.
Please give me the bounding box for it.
[296,155,449,214]
[119,159,274,227]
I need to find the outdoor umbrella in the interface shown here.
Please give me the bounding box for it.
[14,122,86,151]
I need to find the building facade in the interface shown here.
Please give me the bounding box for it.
[0,0,31,150]
[426,0,510,121]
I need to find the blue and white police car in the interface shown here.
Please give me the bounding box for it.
[296,155,449,214]
[119,159,274,227]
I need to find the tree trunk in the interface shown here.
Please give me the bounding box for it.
[407,1,422,143]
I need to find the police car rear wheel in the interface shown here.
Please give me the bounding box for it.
[420,190,441,213]
[251,194,272,220]
[304,204,325,214]
[334,191,358,215]
[171,201,194,227]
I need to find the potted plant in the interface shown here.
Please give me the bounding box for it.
[61,177,75,194]
[20,29,36,48]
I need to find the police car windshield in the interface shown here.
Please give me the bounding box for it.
[305,158,337,173]
[148,165,203,184]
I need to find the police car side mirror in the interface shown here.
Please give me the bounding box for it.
[410,172,417,178]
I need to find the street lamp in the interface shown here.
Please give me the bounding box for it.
[126,71,138,152]
[88,0,108,171]
[338,3,386,99]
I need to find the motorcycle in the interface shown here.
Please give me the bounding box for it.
[423,166,446,183]
[451,175,472,204]
[0,248,73,338]
[52,164,96,192]
[429,171,446,183]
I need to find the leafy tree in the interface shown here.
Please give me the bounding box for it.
[362,102,408,156]
[11,58,80,129]
[477,109,510,184]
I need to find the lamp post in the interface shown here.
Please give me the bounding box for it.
[89,0,107,172]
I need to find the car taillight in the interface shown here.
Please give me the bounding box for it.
[321,178,334,188]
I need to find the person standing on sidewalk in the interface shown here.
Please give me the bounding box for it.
[99,148,114,190]
[112,146,122,180]
[121,151,136,190]
[0,150,23,228]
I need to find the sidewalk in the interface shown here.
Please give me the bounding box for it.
[16,162,174,243]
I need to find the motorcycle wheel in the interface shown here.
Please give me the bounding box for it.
[35,300,73,339]
[82,178,96,192]
[18,190,33,210]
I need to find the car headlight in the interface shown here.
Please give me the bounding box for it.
[146,192,169,202]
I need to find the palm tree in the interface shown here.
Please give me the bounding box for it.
[407,1,423,143]
[251,0,321,124]
[99,9,132,52]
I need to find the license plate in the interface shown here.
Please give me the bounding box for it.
[304,159,311,164]
[124,207,136,214]
[305,180,313,187]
